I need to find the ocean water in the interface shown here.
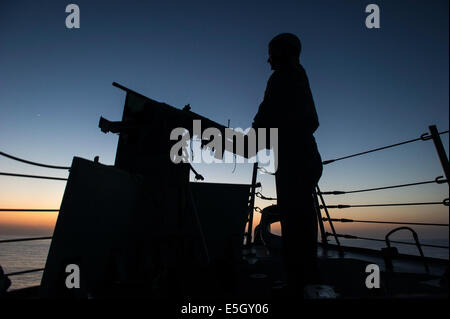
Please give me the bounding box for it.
[0,235,448,291]
[334,238,449,260]
[0,236,51,291]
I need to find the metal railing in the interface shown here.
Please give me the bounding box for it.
[254,125,449,254]
[0,124,449,282]
[0,237,52,277]
[0,153,68,278]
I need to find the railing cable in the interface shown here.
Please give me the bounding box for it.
[0,236,52,244]
[322,130,449,165]
[5,268,45,277]
[319,176,447,195]
[0,209,59,212]
[322,218,448,227]
[320,198,448,209]
[0,172,67,181]
[0,151,70,170]
[326,233,449,249]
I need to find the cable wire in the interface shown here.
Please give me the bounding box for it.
[322,130,449,165]
[327,232,449,249]
[322,218,448,227]
[0,209,59,212]
[0,236,52,244]
[319,176,446,195]
[0,172,67,181]
[5,268,45,277]
[320,199,448,209]
[0,151,70,170]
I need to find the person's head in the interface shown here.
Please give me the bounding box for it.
[268,33,301,70]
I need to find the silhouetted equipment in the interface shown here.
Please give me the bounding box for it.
[257,205,283,251]
[383,227,429,274]
[41,157,144,298]
[1,122,448,299]
[190,183,251,262]
[41,82,257,298]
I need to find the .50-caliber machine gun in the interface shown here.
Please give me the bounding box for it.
[41,82,259,299]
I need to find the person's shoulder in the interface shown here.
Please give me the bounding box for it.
[267,70,282,82]
[293,64,310,86]
[294,64,308,78]
[267,70,289,89]
[270,66,306,80]
[267,66,308,90]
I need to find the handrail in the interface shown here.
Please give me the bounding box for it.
[0,125,448,284]
[1,130,448,170]
[322,130,449,165]
[0,209,59,212]
[0,172,67,181]
[317,185,343,255]
[326,233,449,249]
[429,125,450,182]
[319,176,447,195]
[320,199,448,209]
[322,218,448,227]
[257,176,447,198]
[0,236,52,244]
[0,151,70,170]
[5,268,44,277]
[385,227,429,273]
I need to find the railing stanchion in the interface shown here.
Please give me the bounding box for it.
[246,162,258,246]
[316,186,343,256]
[429,125,449,185]
[314,189,328,246]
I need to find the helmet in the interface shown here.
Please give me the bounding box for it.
[268,33,302,59]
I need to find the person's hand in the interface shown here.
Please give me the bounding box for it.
[99,117,111,133]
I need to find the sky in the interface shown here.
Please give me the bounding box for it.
[0,0,448,251]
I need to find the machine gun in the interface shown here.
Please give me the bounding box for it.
[41,82,262,298]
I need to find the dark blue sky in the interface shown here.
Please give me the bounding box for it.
[0,0,448,241]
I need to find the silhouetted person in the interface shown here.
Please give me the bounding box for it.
[253,33,323,295]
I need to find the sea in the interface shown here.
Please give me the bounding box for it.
[0,235,448,291]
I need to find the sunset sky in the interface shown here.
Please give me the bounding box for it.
[0,0,448,249]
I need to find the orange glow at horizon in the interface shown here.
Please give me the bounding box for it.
[0,177,448,241]
[0,212,58,229]
[0,177,65,235]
